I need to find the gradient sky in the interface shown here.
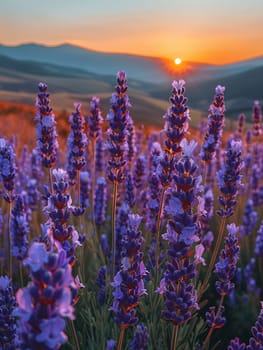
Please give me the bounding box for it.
[1,0,263,64]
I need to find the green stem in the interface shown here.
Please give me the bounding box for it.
[201,295,225,350]
[70,319,80,350]
[198,216,226,301]
[117,328,125,350]
[111,182,118,279]
[155,187,166,283]
[170,324,179,350]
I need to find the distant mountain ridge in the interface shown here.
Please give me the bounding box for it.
[0,43,262,122]
[0,43,172,83]
[0,42,262,84]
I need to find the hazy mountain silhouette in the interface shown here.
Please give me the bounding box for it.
[0,43,262,122]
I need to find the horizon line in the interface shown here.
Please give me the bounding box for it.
[1,41,263,67]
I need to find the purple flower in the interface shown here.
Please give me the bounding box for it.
[158,80,190,187]
[252,100,262,136]
[94,176,107,227]
[126,114,137,163]
[80,171,91,209]
[106,339,116,350]
[214,223,240,296]
[235,113,246,139]
[244,258,260,296]
[10,195,29,260]
[30,148,44,181]
[114,203,131,271]
[96,266,106,306]
[14,242,75,349]
[35,82,58,168]
[240,199,258,238]
[109,214,147,329]
[200,187,214,239]
[44,168,85,265]
[205,306,225,329]
[200,85,226,162]
[66,103,87,185]
[24,241,49,272]
[228,337,246,350]
[130,323,149,350]
[146,171,162,239]
[0,276,17,349]
[0,138,16,196]
[88,96,103,140]
[158,141,201,325]
[247,302,263,349]
[36,317,67,349]
[255,220,263,256]
[216,140,243,217]
[95,133,105,174]
[133,155,146,190]
[106,71,130,184]
[125,171,136,208]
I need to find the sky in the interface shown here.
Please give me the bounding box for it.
[1,0,263,64]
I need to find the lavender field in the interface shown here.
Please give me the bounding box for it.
[0,71,263,350]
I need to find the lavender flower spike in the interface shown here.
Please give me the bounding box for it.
[94,176,107,228]
[109,214,147,329]
[216,140,243,217]
[66,103,87,185]
[214,223,240,296]
[106,71,130,185]
[157,139,202,325]
[35,82,58,168]
[158,79,190,187]
[10,195,29,261]
[130,323,149,350]
[14,243,75,349]
[88,96,103,140]
[247,301,263,349]
[0,276,17,349]
[200,85,226,162]
[255,220,263,257]
[0,138,16,196]
[228,337,246,350]
[44,168,85,266]
[252,100,262,137]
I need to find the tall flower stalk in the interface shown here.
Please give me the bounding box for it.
[0,276,17,349]
[43,169,85,267]
[14,242,76,350]
[202,223,240,349]
[10,195,29,286]
[86,97,103,234]
[0,138,16,278]
[106,71,130,277]
[252,100,262,137]
[110,214,147,350]
[157,140,202,350]
[200,140,243,299]
[200,85,226,184]
[156,80,190,278]
[66,103,87,205]
[35,82,58,190]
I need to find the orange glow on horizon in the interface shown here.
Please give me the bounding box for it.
[69,38,263,65]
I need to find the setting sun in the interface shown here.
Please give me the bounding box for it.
[174,57,182,65]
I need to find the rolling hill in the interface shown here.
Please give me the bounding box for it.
[0,43,262,124]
